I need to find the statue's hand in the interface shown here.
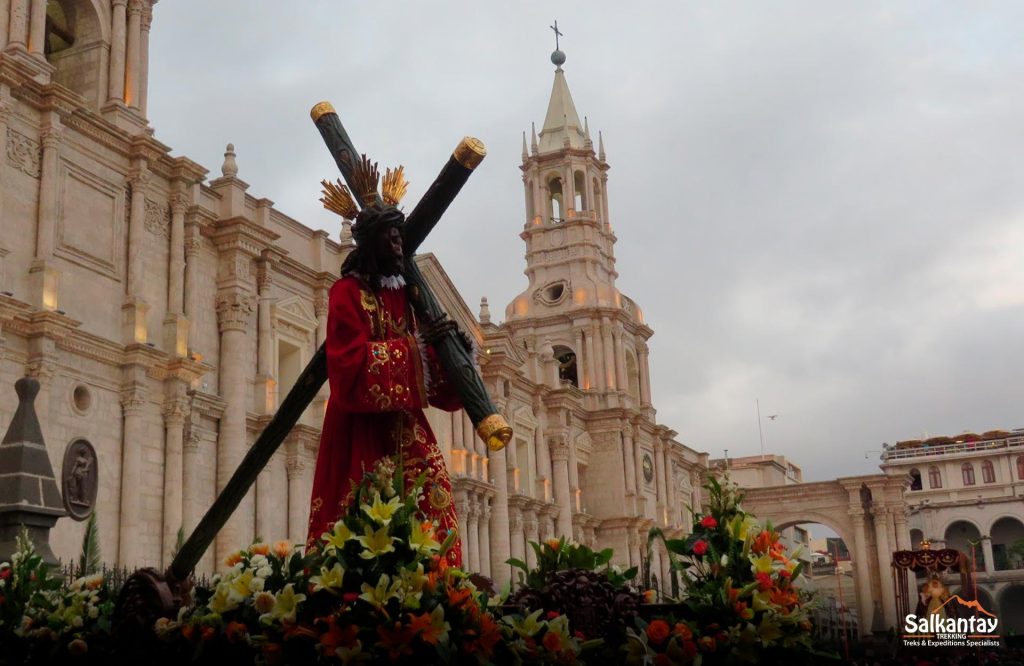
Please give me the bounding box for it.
[420,315,458,346]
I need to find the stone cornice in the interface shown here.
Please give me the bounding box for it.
[191,391,226,420]
[452,476,496,497]
[208,216,281,257]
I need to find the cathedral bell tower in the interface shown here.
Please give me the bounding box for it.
[504,46,654,412]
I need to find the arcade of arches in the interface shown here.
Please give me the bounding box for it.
[742,475,911,633]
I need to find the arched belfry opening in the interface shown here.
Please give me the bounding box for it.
[46,0,107,109]
[552,344,578,387]
[573,170,586,212]
[547,175,564,223]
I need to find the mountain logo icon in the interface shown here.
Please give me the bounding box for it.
[936,595,996,618]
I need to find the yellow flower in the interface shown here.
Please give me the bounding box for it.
[751,554,774,575]
[322,520,354,553]
[261,583,305,625]
[208,582,240,614]
[399,564,427,609]
[310,562,345,593]
[356,525,397,559]
[362,494,402,526]
[409,521,441,555]
[229,569,255,599]
[359,574,401,608]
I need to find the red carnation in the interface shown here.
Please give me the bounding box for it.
[700,515,718,529]
[692,540,709,556]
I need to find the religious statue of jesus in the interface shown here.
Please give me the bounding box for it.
[306,204,466,565]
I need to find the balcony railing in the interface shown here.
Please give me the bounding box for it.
[882,435,1024,461]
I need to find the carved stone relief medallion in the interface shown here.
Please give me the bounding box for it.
[61,439,98,520]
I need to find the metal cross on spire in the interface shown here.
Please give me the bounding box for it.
[550,20,563,50]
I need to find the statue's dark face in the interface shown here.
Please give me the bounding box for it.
[374,226,404,275]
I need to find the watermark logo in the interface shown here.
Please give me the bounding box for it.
[903,595,1001,648]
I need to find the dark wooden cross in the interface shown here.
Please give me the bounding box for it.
[113,103,512,637]
[550,20,563,50]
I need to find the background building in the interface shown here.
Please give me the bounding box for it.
[0,1,704,589]
[881,431,1024,632]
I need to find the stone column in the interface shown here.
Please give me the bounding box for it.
[463,411,477,456]
[613,327,627,393]
[108,0,128,102]
[623,427,636,495]
[125,0,143,107]
[215,292,256,561]
[981,537,995,573]
[654,442,667,518]
[871,505,897,629]
[691,472,702,514]
[285,449,305,545]
[314,290,328,347]
[633,427,645,499]
[161,391,188,566]
[585,325,598,391]
[849,508,874,635]
[452,411,464,460]
[893,508,911,552]
[488,445,511,587]
[7,0,27,47]
[666,461,677,525]
[573,328,586,389]
[0,0,9,48]
[551,439,573,538]
[478,500,491,577]
[0,94,11,287]
[637,343,652,406]
[255,263,274,412]
[27,0,44,55]
[139,1,152,115]
[601,319,615,390]
[118,387,148,565]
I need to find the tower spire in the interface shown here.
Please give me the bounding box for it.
[530,122,538,154]
[538,27,585,153]
[598,131,605,161]
[522,131,529,161]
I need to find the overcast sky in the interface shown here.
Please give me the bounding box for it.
[149,2,1024,482]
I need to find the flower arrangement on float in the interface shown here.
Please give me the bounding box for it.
[626,476,821,665]
[154,456,588,664]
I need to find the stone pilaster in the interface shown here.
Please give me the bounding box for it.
[466,497,480,572]
[572,328,586,389]
[623,426,637,496]
[847,508,873,634]
[524,515,539,568]
[214,292,255,562]
[613,327,627,392]
[871,504,897,628]
[285,442,306,546]
[29,121,63,311]
[255,262,274,413]
[551,437,573,538]
[163,191,190,356]
[584,325,599,391]
[161,388,188,566]
[488,444,511,587]
[123,165,150,343]
[509,509,524,571]
[181,427,201,542]
[601,318,615,390]
[637,342,652,406]
[183,223,202,345]
[118,385,148,565]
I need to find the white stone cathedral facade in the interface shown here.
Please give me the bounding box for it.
[0,1,706,588]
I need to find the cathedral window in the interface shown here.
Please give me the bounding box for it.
[1018,456,1024,480]
[961,463,975,486]
[928,466,942,489]
[908,468,922,491]
[981,460,996,484]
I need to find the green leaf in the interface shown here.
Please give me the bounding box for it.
[595,548,614,567]
[505,557,530,573]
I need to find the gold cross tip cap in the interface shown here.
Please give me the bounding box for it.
[476,413,512,452]
[453,137,487,170]
[310,101,337,122]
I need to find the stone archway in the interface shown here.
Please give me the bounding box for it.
[741,474,910,634]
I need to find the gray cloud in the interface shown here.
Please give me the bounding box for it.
[149,1,1024,482]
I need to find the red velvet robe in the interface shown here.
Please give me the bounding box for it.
[306,275,463,565]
